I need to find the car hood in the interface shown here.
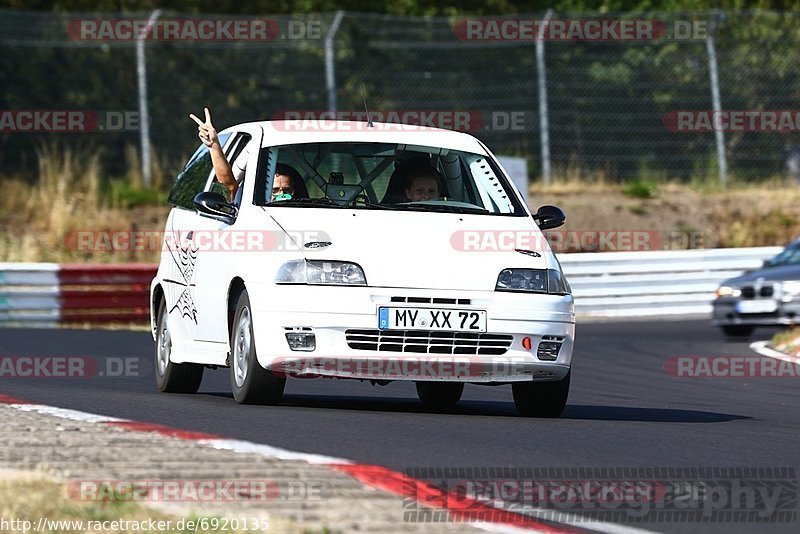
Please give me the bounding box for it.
[267,207,553,291]
[723,263,800,286]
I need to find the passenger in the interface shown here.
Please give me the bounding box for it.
[390,159,443,202]
[405,174,441,202]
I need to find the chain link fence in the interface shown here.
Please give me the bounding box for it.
[1,9,800,185]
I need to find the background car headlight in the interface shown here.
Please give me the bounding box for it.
[275,260,366,286]
[715,286,741,298]
[496,268,571,295]
[780,281,800,296]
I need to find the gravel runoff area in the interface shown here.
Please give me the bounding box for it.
[0,403,483,533]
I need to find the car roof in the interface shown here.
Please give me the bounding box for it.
[229,120,491,155]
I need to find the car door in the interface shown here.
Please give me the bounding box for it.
[192,125,263,344]
[163,132,233,349]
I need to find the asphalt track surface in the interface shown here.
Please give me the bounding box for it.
[2,319,799,533]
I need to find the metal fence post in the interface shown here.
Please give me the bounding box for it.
[325,11,346,115]
[706,11,727,186]
[136,9,161,188]
[536,9,553,186]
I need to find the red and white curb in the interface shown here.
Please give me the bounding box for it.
[0,393,653,534]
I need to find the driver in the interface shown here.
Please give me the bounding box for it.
[189,107,305,202]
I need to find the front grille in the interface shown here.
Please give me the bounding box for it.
[741,285,775,299]
[345,329,512,355]
[389,296,472,305]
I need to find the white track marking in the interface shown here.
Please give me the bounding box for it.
[10,404,125,423]
[198,438,350,465]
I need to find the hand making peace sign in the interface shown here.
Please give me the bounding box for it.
[188,107,237,197]
[189,107,219,148]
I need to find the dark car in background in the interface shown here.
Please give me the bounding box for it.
[712,238,800,337]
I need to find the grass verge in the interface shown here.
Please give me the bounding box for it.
[770,327,800,357]
[0,470,296,533]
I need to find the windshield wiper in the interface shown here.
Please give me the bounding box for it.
[265,197,342,208]
[354,200,398,210]
[395,202,490,215]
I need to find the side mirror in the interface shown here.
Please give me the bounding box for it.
[194,191,237,224]
[533,205,565,230]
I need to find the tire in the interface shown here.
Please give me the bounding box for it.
[415,381,464,407]
[154,298,204,393]
[229,290,285,405]
[721,325,755,338]
[512,372,570,417]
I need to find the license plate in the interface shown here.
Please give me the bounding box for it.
[378,307,487,332]
[736,299,777,314]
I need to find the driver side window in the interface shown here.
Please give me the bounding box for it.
[169,133,231,210]
[207,132,252,204]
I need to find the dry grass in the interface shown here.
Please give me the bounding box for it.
[0,142,168,263]
[531,171,617,195]
[532,177,800,251]
[771,327,800,356]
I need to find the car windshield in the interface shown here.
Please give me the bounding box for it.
[766,241,800,267]
[255,142,524,216]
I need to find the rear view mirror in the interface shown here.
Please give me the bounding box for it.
[194,191,237,224]
[533,205,565,230]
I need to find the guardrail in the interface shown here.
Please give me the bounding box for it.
[0,246,784,327]
[560,246,782,317]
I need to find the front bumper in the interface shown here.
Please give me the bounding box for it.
[248,284,575,383]
[712,297,800,327]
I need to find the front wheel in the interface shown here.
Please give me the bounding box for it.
[229,290,285,405]
[415,381,464,407]
[154,298,203,393]
[512,373,570,417]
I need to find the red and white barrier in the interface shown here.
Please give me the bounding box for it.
[0,263,156,327]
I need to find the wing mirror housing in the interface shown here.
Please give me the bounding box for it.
[194,191,237,224]
[533,205,566,230]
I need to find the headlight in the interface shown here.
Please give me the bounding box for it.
[275,260,367,285]
[781,281,800,296]
[496,268,571,295]
[715,286,741,298]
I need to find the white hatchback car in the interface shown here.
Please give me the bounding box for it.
[150,120,575,416]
